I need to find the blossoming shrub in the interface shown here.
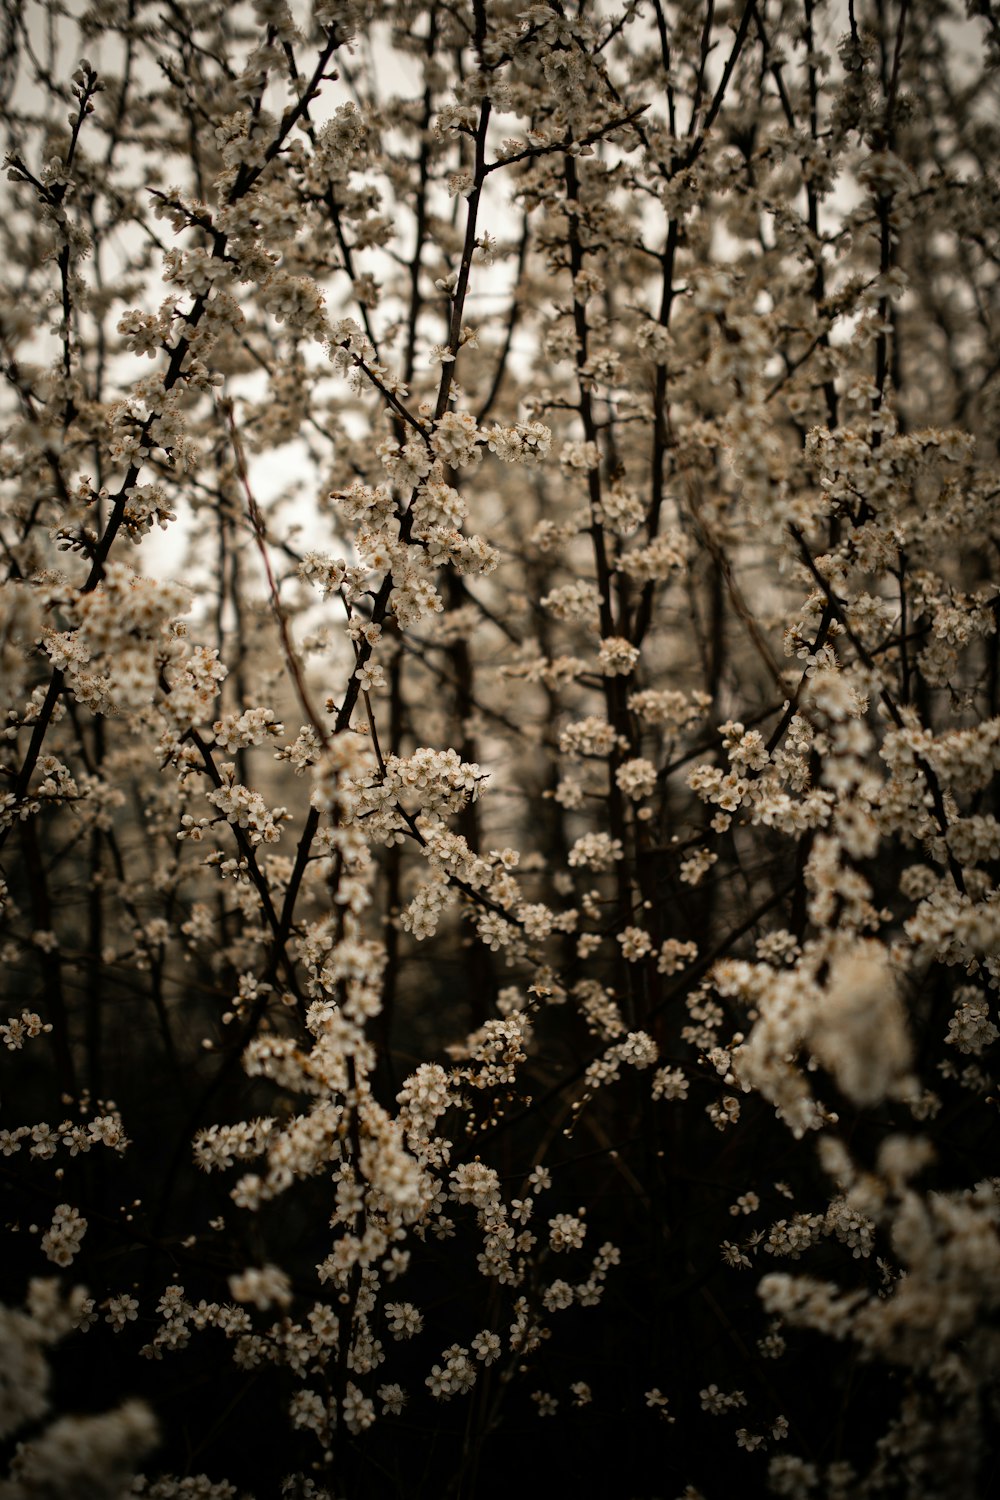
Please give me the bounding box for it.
[1,1,999,1495]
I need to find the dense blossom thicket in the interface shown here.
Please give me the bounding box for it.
[1,0,999,1494]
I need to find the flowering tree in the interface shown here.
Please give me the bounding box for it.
[1,0,999,1495]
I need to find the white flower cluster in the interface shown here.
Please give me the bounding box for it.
[597,484,645,535]
[558,716,626,758]
[629,688,711,730]
[541,580,603,621]
[618,530,690,581]
[597,636,639,676]
[204,764,290,846]
[351,747,485,845]
[211,707,283,754]
[0,1283,155,1489]
[722,938,914,1136]
[432,410,481,468]
[568,832,624,871]
[945,989,999,1055]
[40,1204,87,1267]
[42,562,191,715]
[0,1010,51,1051]
[1,1112,129,1161]
[484,419,552,463]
